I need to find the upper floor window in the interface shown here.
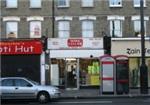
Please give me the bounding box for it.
[30,21,42,38]
[6,21,18,38]
[82,0,94,7]
[6,0,18,8]
[27,16,43,38]
[132,16,149,37]
[133,0,146,7]
[82,20,94,37]
[57,0,70,7]
[58,21,70,38]
[30,0,42,8]
[109,0,122,7]
[110,20,122,37]
[107,16,125,37]
[79,16,96,38]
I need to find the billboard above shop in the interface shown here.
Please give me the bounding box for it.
[0,40,43,55]
[111,38,150,57]
[48,38,103,49]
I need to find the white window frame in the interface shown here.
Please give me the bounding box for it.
[58,21,70,38]
[30,0,42,8]
[133,0,146,7]
[29,21,42,38]
[6,0,18,8]
[107,16,124,37]
[82,20,94,38]
[79,16,96,38]
[81,0,94,7]
[132,16,149,37]
[57,0,70,8]
[109,0,122,7]
[6,21,18,38]
[110,20,123,37]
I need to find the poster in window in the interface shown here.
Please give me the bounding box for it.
[30,21,41,38]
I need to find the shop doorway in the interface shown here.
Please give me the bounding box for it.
[65,58,79,90]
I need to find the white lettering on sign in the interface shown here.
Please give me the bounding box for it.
[15,46,34,53]
[0,46,11,53]
[67,39,83,47]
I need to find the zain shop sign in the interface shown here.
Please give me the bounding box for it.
[0,40,42,55]
[127,48,150,55]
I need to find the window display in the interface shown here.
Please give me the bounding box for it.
[79,59,101,86]
[129,58,140,87]
[129,58,150,87]
[146,58,150,87]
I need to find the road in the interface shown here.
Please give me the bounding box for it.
[1,98,150,105]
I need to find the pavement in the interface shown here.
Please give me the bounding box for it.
[60,88,150,99]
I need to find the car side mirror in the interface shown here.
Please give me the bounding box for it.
[27,84,33,87]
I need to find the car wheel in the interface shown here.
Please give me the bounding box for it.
[37,92,50,103]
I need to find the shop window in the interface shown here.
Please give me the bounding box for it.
[79,59,100,86]
[30,0,42,8]
[81,0,94,7]
[146,58,150,87]
[129,58,140,87]
[58,21,70,38]
[6,21,18,38]
[6,0,18,8]
[82,20,94,38]
[30,21,42,38]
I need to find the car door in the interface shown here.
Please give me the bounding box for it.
[13,79,37,99]
[1,79,15,99]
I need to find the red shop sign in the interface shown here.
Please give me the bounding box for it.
[67,39,83,47]
[0,40,43,55]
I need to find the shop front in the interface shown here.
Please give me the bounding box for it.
[48,38,104,89]
[111,38,150,88]
[0,40,44,83]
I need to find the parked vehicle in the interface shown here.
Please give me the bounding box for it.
[0,77,60,103]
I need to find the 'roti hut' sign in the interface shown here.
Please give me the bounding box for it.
[0,40,42,55]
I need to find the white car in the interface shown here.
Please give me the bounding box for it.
[0,77,60,103]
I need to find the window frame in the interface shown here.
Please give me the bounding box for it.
[6,0,18,8]
[82,20,94,38]
[109,0,122,7]
[6,21,18,38]
[109,20,123,37]
[58,20,70,38]
[81,0,94,7]
[133,0,146,7]
[57,0,70,8]
[30,0,42,8]
[132,16,149,37]
[133,20,147,37]
[29,21,42,38]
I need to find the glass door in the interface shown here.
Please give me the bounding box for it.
[65,58,79,90]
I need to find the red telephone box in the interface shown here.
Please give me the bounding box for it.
[115,55,129,94]
[100,55,115,94]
